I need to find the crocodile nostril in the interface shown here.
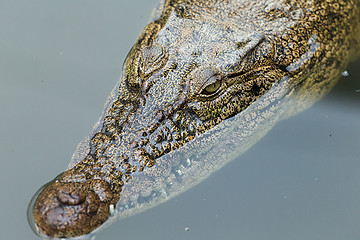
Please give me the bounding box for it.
[30,179,113,238]
[56,187,86,205]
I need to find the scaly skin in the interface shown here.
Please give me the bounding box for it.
[28,0,359,238]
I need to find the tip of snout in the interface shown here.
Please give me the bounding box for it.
[28,174,113,239]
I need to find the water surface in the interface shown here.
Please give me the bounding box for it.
[0,1,359,239]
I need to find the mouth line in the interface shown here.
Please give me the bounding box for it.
[113,153,198,216]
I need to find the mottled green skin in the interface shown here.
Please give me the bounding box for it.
[29,0,359,238]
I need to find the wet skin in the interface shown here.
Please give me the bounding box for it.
[28,0,359,238]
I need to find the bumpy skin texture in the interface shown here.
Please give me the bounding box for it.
[30,0,359,238]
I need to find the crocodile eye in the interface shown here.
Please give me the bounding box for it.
[200,75,222,96]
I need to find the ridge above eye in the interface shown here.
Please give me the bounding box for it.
[139,45,168,79]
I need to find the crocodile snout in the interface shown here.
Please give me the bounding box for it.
[30,178,113,238]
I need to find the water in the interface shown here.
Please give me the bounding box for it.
[1,0,360,239]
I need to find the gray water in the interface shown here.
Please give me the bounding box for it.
[1,0,360,239]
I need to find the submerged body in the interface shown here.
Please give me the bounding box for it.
[28,0,359,239]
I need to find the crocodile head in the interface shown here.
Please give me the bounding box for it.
[28,0,358,238]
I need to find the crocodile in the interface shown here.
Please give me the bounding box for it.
[28,0,359,239]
